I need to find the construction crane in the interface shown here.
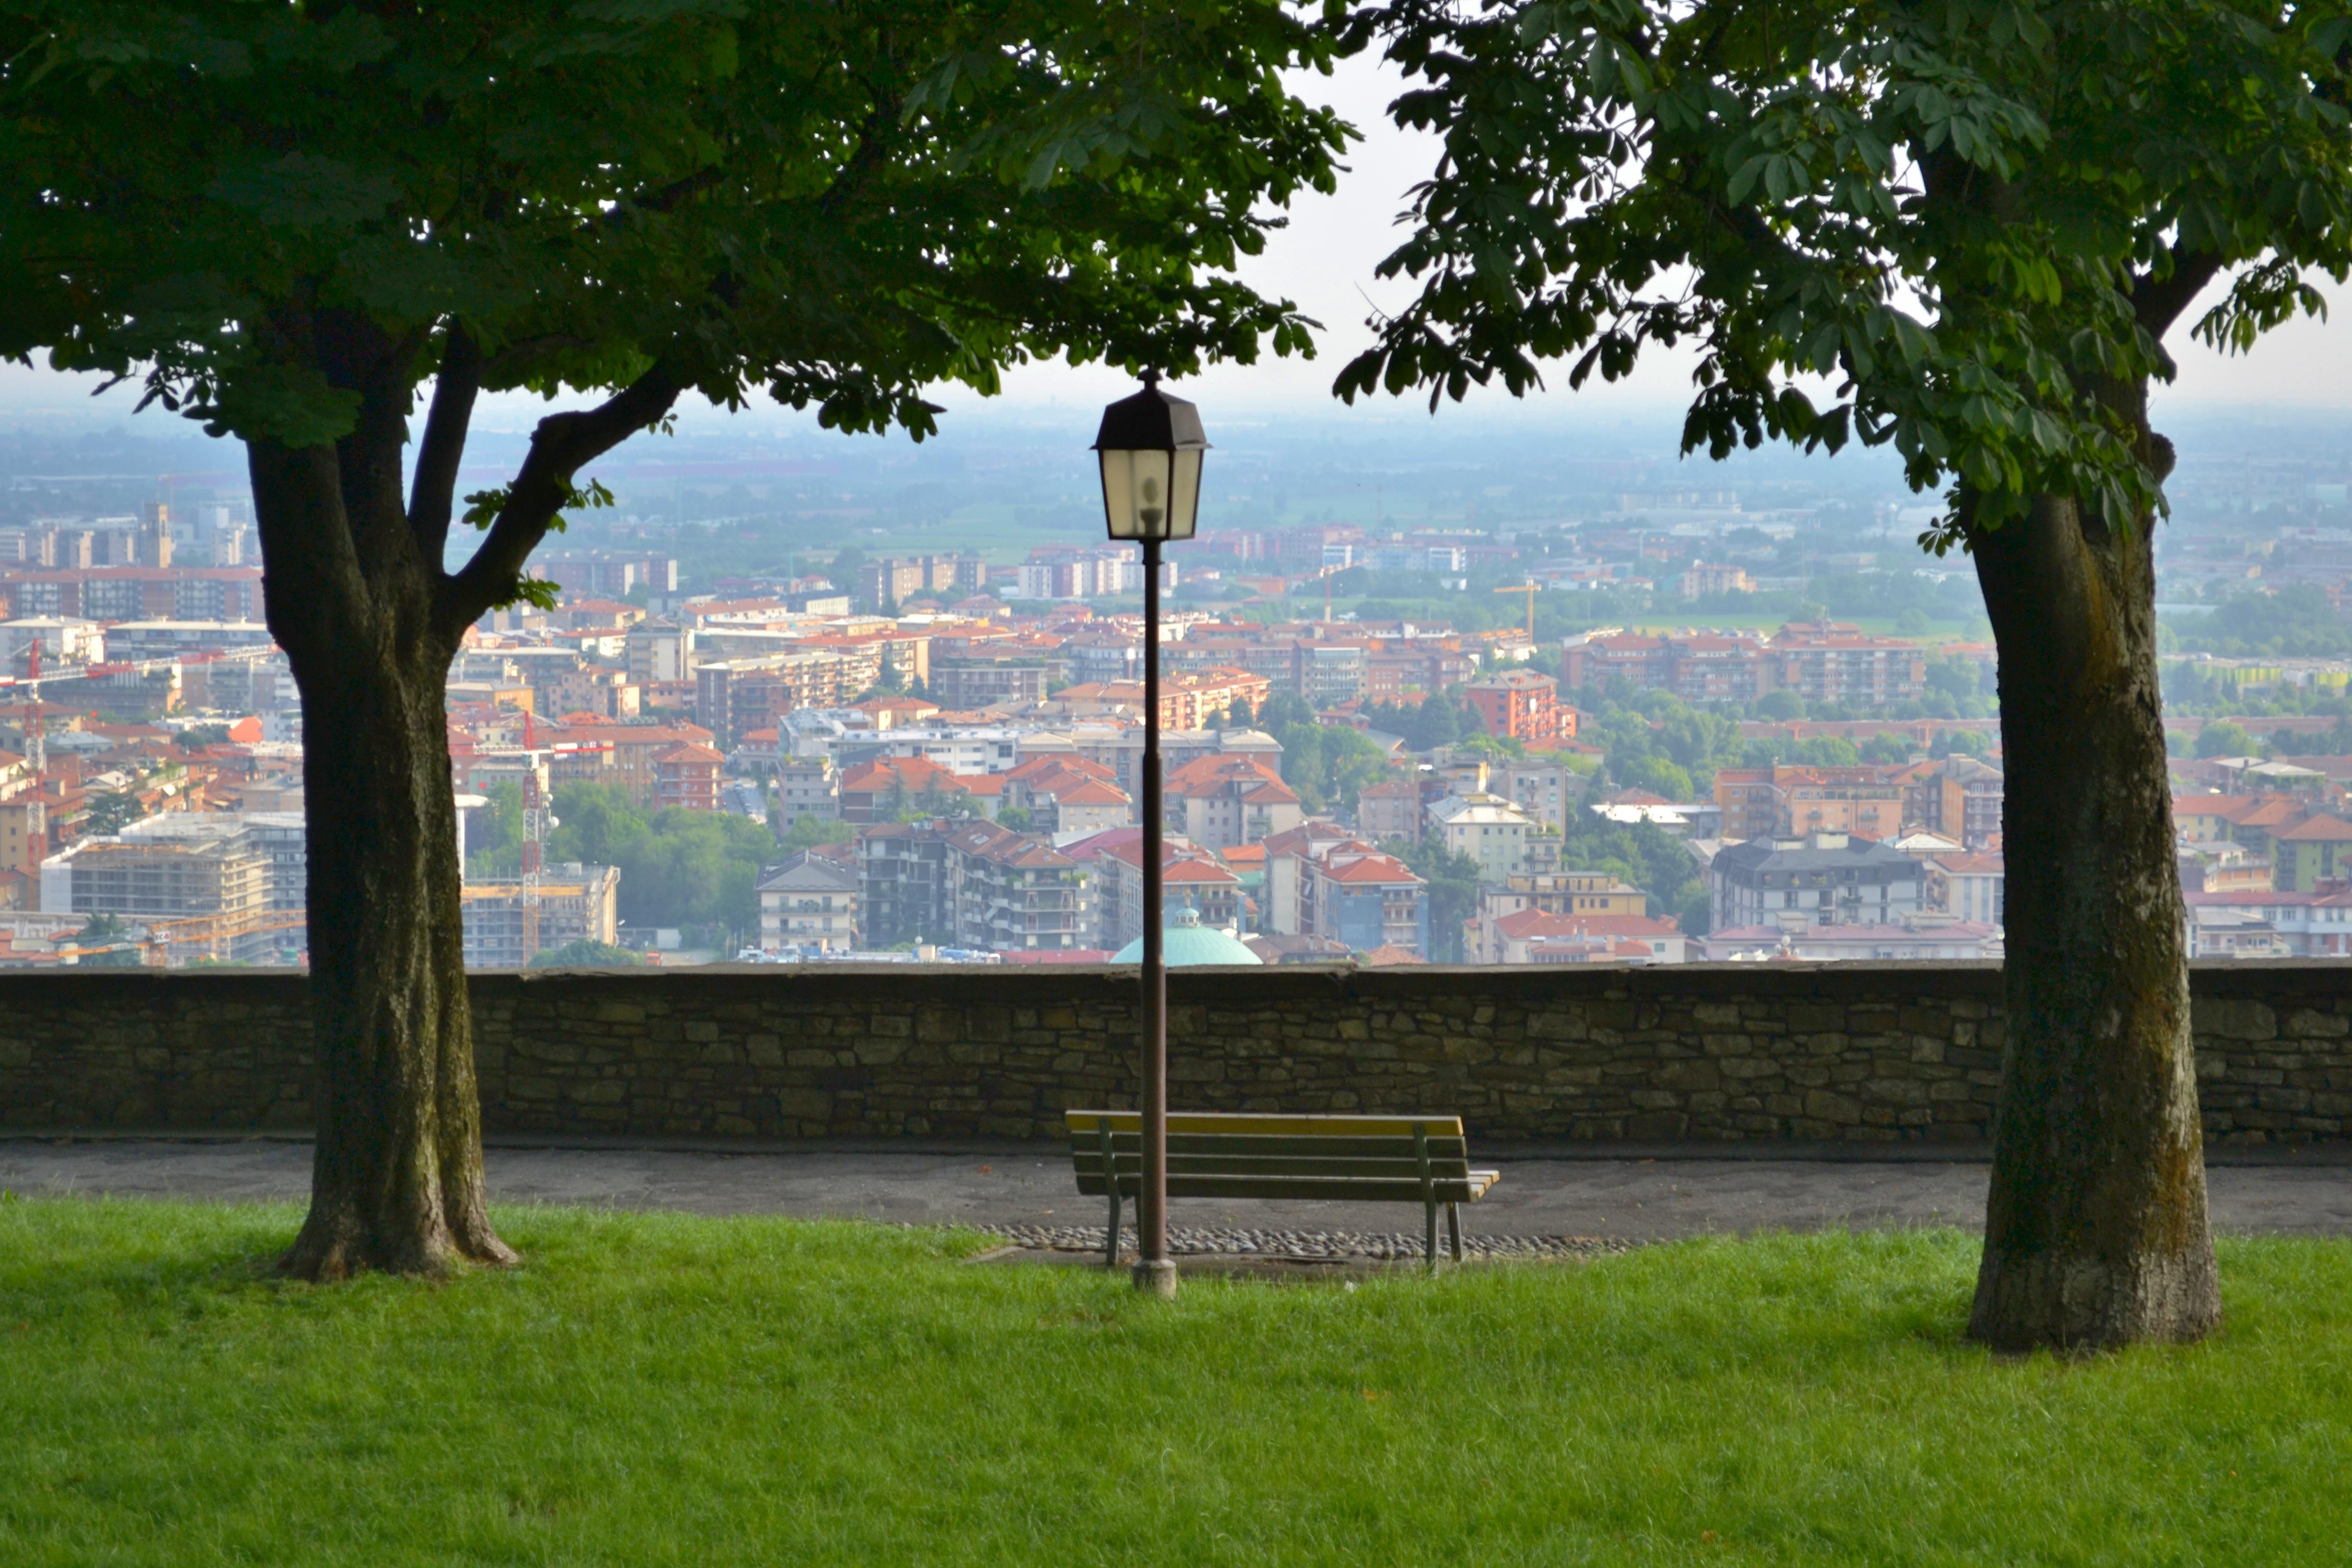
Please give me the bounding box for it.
[1494,581,1537,641]
[450,713,611,961]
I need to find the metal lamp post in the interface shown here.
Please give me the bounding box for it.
[1093,370,1207,1300]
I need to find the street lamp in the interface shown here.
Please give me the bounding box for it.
[1094,370,1207,1300]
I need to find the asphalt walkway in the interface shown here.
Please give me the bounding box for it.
[7,1136,2352,1241]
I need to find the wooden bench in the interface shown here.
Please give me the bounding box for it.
[1066,1110,1500,1272]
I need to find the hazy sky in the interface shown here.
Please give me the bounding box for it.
[1,52,2344,433]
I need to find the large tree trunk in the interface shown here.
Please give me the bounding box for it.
[247,351,513,1280]
[279,616,509,1278]
[1965,415,2219,1351]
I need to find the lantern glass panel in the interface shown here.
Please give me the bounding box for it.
[1166,447,1202,541]
[1098,447,1174,541]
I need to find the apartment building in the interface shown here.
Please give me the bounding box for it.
[458,862,621,968]
[1462,669,1570,744]
[1713,765,1906,842]
[42,816,277,962]
[1301,845,1429,956]
[944,821,1086,952]
[1898,756,2005,849]
[1427,793,1535,883]
[1927,851,2005,926]
[757,853,859,952]
[1094,840,1241,949]
[1708,832,1925,931]
[1561,621,1926,706]
[1355,777,1423,841]
[922,649,1043,708]
[1161,754,1302,851]
[653,742,724,811]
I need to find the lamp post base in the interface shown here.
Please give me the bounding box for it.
[1131,1257,1178,1299]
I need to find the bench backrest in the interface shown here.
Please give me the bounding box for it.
[1065,1109,1474,1194]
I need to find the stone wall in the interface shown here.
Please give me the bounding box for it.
[3,962,2348,1147]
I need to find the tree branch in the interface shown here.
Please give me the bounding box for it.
[408,322,480,567]
[2131,253,2225,339]
[438,356,683,635]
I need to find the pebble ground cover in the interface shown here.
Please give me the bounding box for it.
[2,1196,2346,1565]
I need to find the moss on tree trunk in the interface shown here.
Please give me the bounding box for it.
[1965,418,2219,1351]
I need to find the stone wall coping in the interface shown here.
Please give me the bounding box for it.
[3,957,2345,1004]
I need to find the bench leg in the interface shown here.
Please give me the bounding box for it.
[1099,1119,1120,1269]
[1425,1193,1438,1275]
[1447,1201,1461,1264]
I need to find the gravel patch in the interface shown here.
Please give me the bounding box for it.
[968,1222,1631,1261]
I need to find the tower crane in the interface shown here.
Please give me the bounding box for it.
[1493,581,1537,641]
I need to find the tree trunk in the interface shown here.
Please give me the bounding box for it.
[1965,418,2219,1350]
[249,402,513,1280]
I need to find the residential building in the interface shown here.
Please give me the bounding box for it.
[757,852,859,952]
[1476,872,1649,936]
[1898,756,2005,848]
[1462,670,1569,744]
[2177,838,2271,894]
[856,821,955,946]
[999,754,1132,835]
[1095,839,1241,949]
[776,757,838,821]
[839,755,970,824]
[1927,852,2005,926]
[1356,777,1423,842]
[2272,814,2352,892]
[1712,764,1905,842]
[458,862,621,968]
[2185,889,2352,957]
[1161,753,1303,851]
[1427,793,1534,884]
[931,652,1056,709]
[624,622,695,684]
[1708,832,1926,931]
[1560,622,1925,706]
[653,742,724,811]
[1466,907,1686,965]
[859,554,973,609]
[1301,845,1429,955]
[1680,562,1755,597]
[1698,917,2000,962]
[1494,758,1575,832]
[1260,819,1364,936]
[943,820,1086,952]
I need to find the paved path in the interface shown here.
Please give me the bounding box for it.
[7,1136,2352,1240]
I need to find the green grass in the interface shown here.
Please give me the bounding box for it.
[3,1201,2348,1566]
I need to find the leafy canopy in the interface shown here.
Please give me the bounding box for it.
[0,1,1355,561]
[1342,0,2352,543]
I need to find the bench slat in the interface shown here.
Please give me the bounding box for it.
[1076,1173,1499,1204]
[1075,1154,1474,1181]
[1072,1142,1467,1166]
[1065,1110,1465,1139]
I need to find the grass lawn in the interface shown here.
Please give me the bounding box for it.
[3,1200,2347,1565]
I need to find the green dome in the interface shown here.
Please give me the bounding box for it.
[1112,905,1261,966]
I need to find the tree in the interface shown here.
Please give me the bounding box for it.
[82,791,146,838]
[1388,837,1481,961]
[1345,0,2352,1347]
[528,939,645,969]
[1407,691,1461,751]
[776,814,854,855]
[2195,720,2257,761]
[2,2,1350,1278]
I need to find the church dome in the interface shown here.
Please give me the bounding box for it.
[1112,905,1262,966]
